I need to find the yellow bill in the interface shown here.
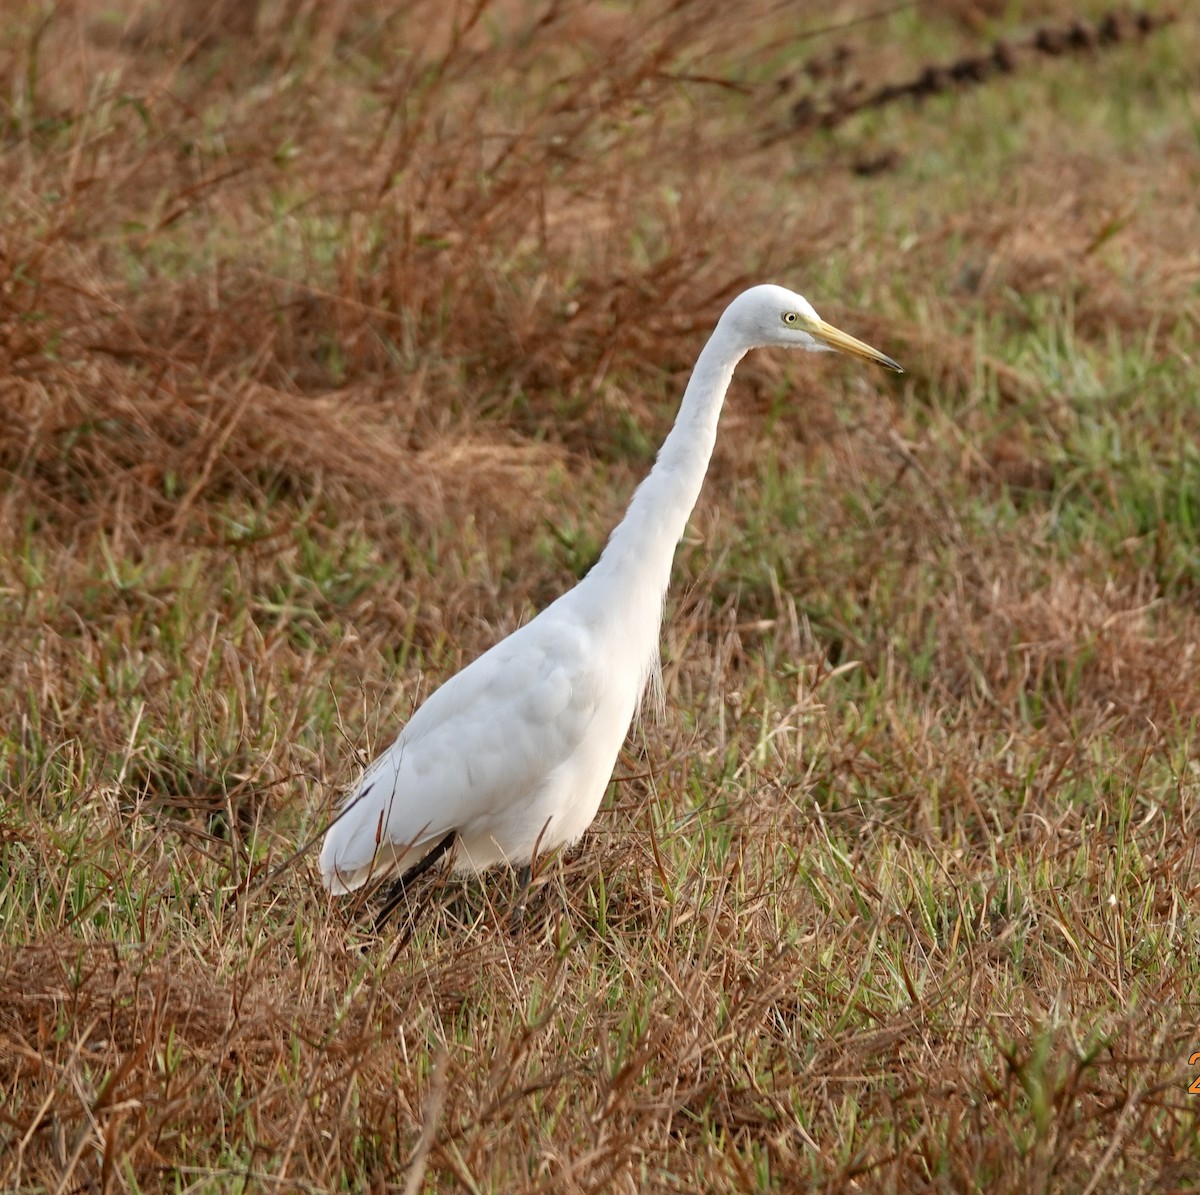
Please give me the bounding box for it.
[810,316,904,373]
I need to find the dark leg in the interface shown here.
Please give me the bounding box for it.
[374,830,457,933]
[509,818,553,934]
[507,863,534,934]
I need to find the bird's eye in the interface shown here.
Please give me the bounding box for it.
[782,312,798,325]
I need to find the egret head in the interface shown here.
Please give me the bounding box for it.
[722,284,903,372]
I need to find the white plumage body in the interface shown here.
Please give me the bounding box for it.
[319,285,900,896]
[320,582,653,893]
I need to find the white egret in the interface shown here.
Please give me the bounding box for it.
[320,284,901,923]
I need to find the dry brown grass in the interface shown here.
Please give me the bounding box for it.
[3,0,1200,1190]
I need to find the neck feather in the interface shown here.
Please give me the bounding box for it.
[580,322,746,656]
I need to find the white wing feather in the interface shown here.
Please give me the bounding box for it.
[319,599,618,892]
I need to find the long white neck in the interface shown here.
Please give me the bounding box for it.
[576,321,748,685]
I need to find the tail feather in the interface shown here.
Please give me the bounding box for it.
[319,778,438,893]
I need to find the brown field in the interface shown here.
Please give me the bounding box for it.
[2,0,1199,1190]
